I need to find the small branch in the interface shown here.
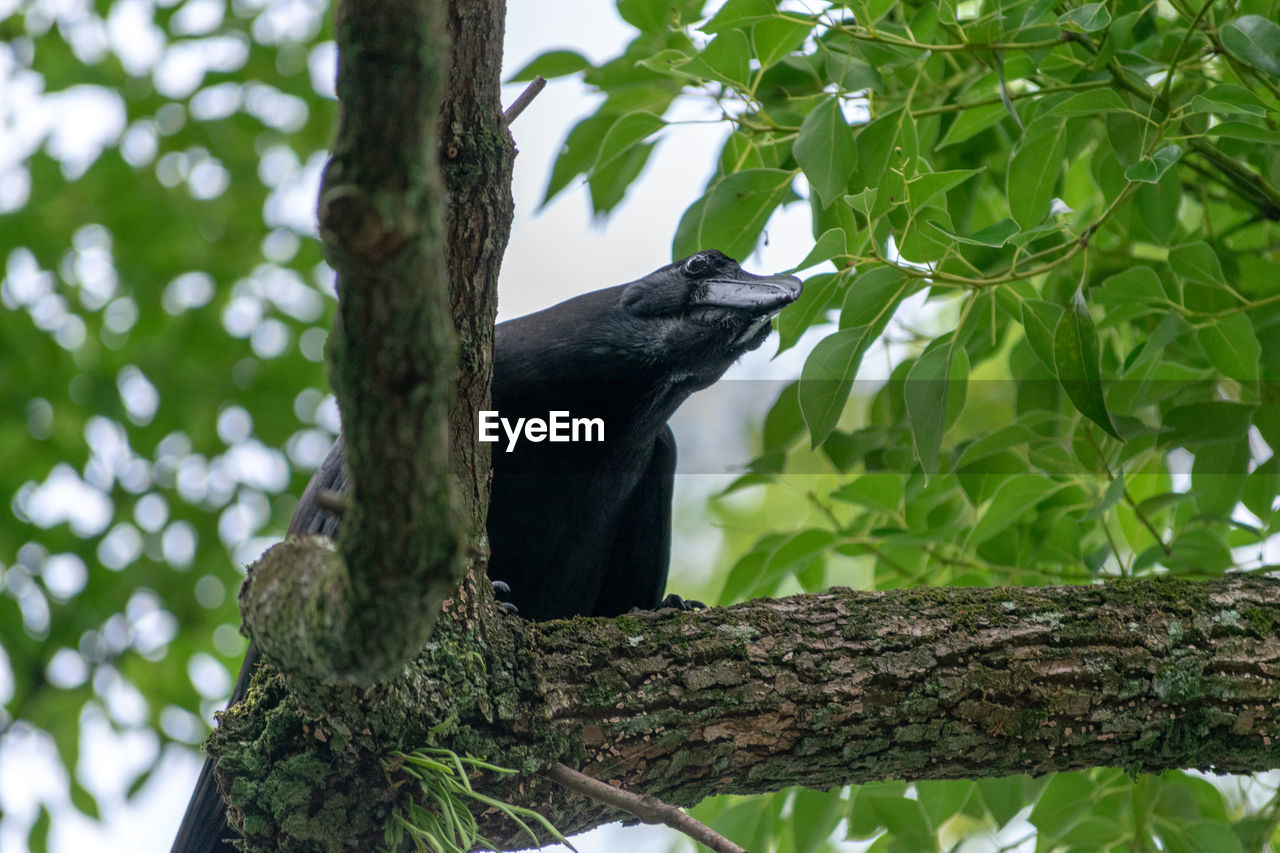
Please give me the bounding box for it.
[316,488,347,518]
[546,763,747,853]
[503,75,546,125]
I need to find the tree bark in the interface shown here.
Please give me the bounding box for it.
[215,1,1280,850]
[209,575,1280,850]
[236,0,514,685]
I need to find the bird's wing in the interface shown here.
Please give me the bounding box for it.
[591,425,676,616]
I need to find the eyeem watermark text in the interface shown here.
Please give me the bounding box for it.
[478,411,604,452]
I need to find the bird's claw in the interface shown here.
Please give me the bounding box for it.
[660,593,706,611]
[491,580,518,615]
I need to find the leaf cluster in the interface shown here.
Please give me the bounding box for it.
[522,0,1280,848]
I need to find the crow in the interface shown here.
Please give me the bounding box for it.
[171,249,802,851]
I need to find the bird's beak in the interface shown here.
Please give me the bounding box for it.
[693,272,803,315]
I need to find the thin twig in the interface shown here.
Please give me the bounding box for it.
[546,763,747,853]
[503,75,546,125]
[316,488,347,517]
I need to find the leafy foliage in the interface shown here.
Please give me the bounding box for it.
[385,749,570,853]
[3,0,1280,850]
[534,0,1280,848]
[0,0,337,844]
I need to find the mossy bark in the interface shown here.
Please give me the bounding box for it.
[209,575,1280,850]
[237,0,514,685]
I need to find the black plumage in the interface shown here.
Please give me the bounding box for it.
[171,249,801,851]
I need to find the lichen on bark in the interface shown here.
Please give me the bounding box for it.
[212,576,1280,850]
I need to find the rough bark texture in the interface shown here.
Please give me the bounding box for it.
[439,0,513,535]
[236,0,514,685]
[208,575,1280,850]
[236,0,461,684]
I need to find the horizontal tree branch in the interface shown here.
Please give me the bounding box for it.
[211,574,1280,850]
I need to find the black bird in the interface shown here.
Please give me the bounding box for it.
[171,249,802,851]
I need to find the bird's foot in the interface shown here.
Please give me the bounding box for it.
[659,593,706,611]
[491,580,519,615]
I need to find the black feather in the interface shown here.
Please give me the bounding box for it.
[171,252,800,851]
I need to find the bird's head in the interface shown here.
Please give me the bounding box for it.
[616,249,802,381]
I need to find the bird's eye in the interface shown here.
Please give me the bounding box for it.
[683,254,709,276]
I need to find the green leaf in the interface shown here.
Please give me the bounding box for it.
[790,787,845,853]
[1106,111,1146,166]
[1082,468,1127,522]
[1195,313,1260,383]
[720,131,767,173]
[701,0,779,33]
[70,779,102,821]
[798,266,911,446]
[840,264,912,329]
[1021,298,1063,372]
[1094,266,1167,306]
[635,48,700,78]
[844,187,877,219]
[617,0,681,33]
[588,141,656,215]
[979,776,1034,827]
[1243,454,1280,520]
[906,168,983,208]
[1191,439,1251,518]
[968,475,1065,546]
[1062,819,1128,849]
[1008,121,1066,229]
[798,326,881,447]
[927,217,1020,247]
[937,102,1009,148]
[1161,402,1256,446]
[1165,528,1234,573]
[591,111,667,176]
[763,528,836,583]
[795,97,857,208]
[1046,89,1130,117]
[505,50,592,82]
[832,474,904,514]
[1054,290,1120,439]
[1123,145,1181,183]
[787,227,847,273]
[543,113,612,204]
[1220,15,1280,77]
[30,805,52,853]
[1205,121,1280,143]
[916,780,974,828]
[1188,85,1269,118]
[866,795,936,848]
[1159,820,1245,853]
[762,381,804,451]
[821,44,883,93]
[777,270,842,352]
[686,30,752,88]
[752,16,814,69]
[1169,241,1226,286]
[904,343,954,474]
[1058,3,1111,31]
[852,107,905,190]
[1030,773,1095,841]
[672,168,795,260]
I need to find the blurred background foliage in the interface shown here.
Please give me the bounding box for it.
[0,0,339,846]
[3,0,1280,851]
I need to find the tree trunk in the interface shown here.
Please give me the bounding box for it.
[235,0,513,684]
